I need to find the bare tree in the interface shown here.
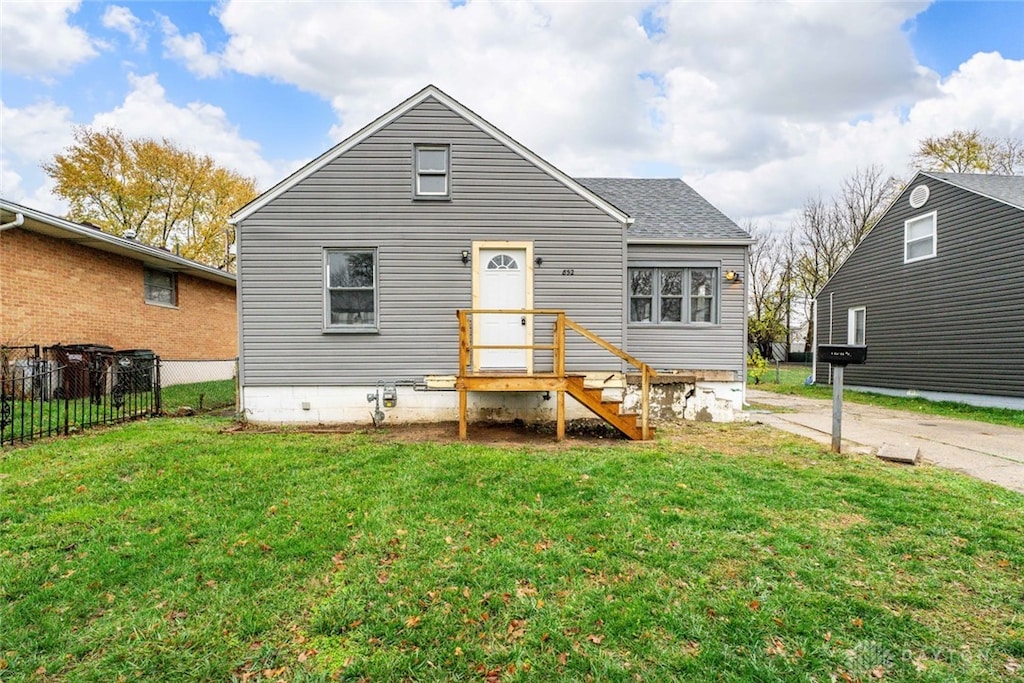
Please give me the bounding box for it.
[747,223,796,361]
[793,166,901,350]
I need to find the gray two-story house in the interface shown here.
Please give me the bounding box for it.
[231,85,752,429]
[814,171,1024,409]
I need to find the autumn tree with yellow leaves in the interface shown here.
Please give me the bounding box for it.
[43,127,258,270]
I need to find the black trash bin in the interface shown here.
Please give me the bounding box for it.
[114,349,157,393]
[50,344,114,400]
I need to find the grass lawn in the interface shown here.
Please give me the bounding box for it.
[749,364,1024,429]
[1,418,1022,681]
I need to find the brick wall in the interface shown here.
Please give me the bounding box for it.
[1,228,237,359]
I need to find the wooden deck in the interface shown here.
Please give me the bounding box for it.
[456,310,656,441]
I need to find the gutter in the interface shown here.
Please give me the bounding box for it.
[627,237,756,246]
[0,212,24,231]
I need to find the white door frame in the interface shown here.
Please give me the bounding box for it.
[471,241,534,372]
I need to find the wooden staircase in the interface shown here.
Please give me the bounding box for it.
[564,374,652,441]
[456,310,657,441]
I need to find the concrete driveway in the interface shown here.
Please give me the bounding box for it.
[746,389,1024,495]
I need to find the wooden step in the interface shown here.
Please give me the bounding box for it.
[565,375,653,441]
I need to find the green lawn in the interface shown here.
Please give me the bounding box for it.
[1,418,1022,681]
[749,364,1024,429]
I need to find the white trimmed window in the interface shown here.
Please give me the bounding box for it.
[144,267,176,306]
[325,249,377,330]
[904,212,936,263]
[848,307,866,345]
[414,145,450,198]
[629,267,718,325]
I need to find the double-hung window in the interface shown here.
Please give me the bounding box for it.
[325,249,377,331]
[629,267,718,324]
[414,144,450,198]
[144,267,176,306]
[904,212,936,263]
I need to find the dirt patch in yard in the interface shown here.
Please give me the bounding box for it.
[230,418,634,448]
[227,418,820,456]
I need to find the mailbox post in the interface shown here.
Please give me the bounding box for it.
[817,344,868,453]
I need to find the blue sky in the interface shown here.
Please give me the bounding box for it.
[2,0,1022,224]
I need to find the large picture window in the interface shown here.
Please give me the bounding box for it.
[904,212,936,263]
[144,267,176,306]
[325,249,377,330]
[629,267,718,324]
[414,144,450,198]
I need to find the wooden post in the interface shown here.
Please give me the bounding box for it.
[641,365,650,440]
[457,311,469,376]
[457,310,469,440]
[459,382,468,440]
[556,389,565,441]
[554,313,565,377]
[831,365,843,453]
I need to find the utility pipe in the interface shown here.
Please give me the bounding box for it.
[0,212,25,231]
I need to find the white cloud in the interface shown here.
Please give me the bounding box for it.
[103,5,147,50]
[5,0,1023,228]
[0,0,97,75]
[204,0,965,222]
[0,99,77,212]
[159,14,222,78]
[90,73,282,187]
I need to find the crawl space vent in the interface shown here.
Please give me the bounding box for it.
[909,184,930,209]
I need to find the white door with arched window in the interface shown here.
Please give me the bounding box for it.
[475,245,532,370]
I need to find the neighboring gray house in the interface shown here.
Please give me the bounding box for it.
[231,85,752,426]
[814,171,1024,409]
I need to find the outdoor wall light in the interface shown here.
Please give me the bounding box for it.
[534,256,543,266]
[461,249,470,265]
[724,270,742,283]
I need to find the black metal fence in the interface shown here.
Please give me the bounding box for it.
[1,345,161,446]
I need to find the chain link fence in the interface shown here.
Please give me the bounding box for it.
[159,358,238,414]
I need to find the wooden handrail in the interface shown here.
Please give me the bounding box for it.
[562,317,656,376]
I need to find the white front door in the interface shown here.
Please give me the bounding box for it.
[477,248,528,370]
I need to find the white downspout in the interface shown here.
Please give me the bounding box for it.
[810,298,817,384]
[0,213,25,231]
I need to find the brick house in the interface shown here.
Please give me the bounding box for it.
[1,198,237,385]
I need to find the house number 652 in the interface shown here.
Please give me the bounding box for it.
[561,269,575,276]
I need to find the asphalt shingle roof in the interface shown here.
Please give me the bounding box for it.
[575,177,750,241]
[923,172,1024,211]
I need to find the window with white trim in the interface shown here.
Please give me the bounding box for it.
[848,307,866,345]
[629,267,718,324]
[325,249,377,330]
[414,144,450,198]
[904,212,936,263]
[144,267,176,306]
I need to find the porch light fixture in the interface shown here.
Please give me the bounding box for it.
[724,270,741,283]
[461,249,470,265]
[534,256,543,266]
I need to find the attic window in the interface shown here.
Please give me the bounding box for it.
[414,144,450,199]
[904,212,936,263]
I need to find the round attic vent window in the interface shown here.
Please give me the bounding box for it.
[909,184,930,209]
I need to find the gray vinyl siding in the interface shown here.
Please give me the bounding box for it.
[626,244,747,377]
[238,97,625,385]
[815,178,1024,398]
